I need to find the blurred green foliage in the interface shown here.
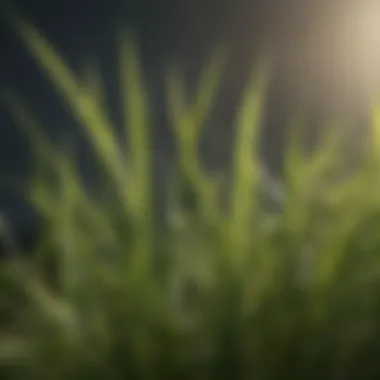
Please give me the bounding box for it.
[1,11,380,380]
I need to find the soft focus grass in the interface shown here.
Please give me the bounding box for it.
[2,12,380,380]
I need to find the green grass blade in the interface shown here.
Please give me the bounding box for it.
[9,13,132,211]
[118,31,154,271]
[228,61,269,268]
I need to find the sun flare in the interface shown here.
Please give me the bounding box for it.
[279,1,380,116]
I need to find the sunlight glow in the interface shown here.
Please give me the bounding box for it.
[282,2,380,116]
[338,4,380,90]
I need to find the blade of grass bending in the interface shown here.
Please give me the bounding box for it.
[190,44,228,134]
[4,94,82,296]
[2,90,122,296]
[2,92,93,227]
[309,104,380,291]
[0,90,83,262]
[283,117,343,238]
[165,50,226,220]
[228,60,269,270]
[166,46,227,142]
[284,116,343,188]
[9,13,133,216]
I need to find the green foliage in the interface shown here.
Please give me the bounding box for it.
[2,12,380,380]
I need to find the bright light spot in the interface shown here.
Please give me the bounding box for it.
[282,2,380,116]
[338,4,380,89]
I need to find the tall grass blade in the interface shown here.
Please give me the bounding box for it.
[9,13,132,214]
[165,50,226,220]
[118,32,153,268]
[228,61,269,271]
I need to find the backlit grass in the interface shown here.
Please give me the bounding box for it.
[1,11,380,380]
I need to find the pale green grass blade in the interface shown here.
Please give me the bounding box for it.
[0,89,61,214]
[165,50,226,221]
[118,32,153,269]
[228,61,269,268]
[2,91,119,285]
[311,104,380,290]
[189,45,228,133]
[166,47,226,143]
[119,32,151,201]
[166,64,209,202]
[283,119,344,241]
[9,13,132,212]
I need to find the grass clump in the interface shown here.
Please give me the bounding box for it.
[1,12,380,380]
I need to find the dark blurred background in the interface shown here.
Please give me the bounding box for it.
[0,0,379,245]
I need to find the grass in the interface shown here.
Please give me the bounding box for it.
[2,11,380,380]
